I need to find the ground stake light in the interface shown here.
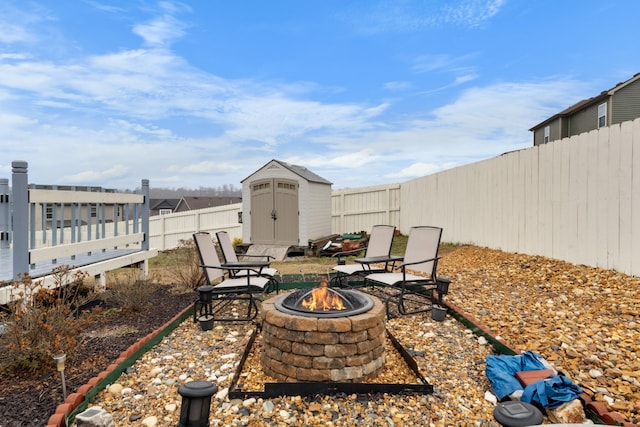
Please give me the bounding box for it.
[194,285,215,330]
[177,381,218,427]
[435,277,450,304]
[53,353,67,400]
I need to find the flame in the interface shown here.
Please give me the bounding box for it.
[301,281,345,311]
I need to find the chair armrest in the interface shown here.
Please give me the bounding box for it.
[202,263,265,276]
[397,256,441,270]
[238,253,274,261]
[331,247,367,261]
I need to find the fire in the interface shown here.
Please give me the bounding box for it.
[301,281,346,311]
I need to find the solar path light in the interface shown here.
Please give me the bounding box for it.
[177,381,218,427]
[53,353,67,400]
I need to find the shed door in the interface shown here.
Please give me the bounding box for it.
[250,179,299,245]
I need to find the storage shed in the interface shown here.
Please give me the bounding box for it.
[241,159,332,248]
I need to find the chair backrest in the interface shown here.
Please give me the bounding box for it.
[215,231,239,263]
[193,232,224,284]
[403,226,442,279]
[364,225,396,258]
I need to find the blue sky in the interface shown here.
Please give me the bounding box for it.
[1,1,639,191]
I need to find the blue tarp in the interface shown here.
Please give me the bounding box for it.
[522,373,583,409]
[486,351,582,409]
[486,351,547,400]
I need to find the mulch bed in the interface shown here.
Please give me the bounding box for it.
[0,284,194,427]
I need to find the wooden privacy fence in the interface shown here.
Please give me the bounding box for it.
[400,118,640,276]
[148,204,242,250]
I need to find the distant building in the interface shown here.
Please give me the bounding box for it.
[530,72,640,146]
[149,198,180,216]
[174,196,242,213]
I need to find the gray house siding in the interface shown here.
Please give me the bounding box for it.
[532,118,562,146]
[530,72,640,145]
[612,82,640,124]
[549,120,562,141]
[569,103,598,136]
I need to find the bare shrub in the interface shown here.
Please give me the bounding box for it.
[106,269,157,312]
[0,266,93,373]
[171,239,205,290]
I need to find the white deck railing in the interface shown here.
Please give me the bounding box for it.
[0,161,155,304]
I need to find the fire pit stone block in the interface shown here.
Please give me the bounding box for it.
[261,292,387,383]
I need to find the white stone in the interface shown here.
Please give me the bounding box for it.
[217,375,228,383]
[478,336,488,345]
[221,353,237,360]
[178,374,188,381]
[279,410,290,419]
[243,398,256,407]
[484,390,497,404]
[589,369,603,378]
[262,401,275,413]
[120,387,133,395]
[165,403,177,412]
[215,387,229,400]
[75,406,115,427]
[603,395,614,405]
[150,367,163,376]
[141,416,158,427]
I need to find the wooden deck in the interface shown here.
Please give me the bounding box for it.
[0,247,157,305]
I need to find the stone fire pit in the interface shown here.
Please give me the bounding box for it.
[260,289,387,383]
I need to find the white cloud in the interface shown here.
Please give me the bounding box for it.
[349,0,506,34]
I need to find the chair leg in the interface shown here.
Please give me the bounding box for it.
[396,284,433,316]
[329,273,346,288]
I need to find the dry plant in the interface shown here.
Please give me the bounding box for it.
[106,269,158,312]
[170,239,205,290]
[0,266,93,373]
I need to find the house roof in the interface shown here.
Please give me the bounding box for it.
[149,198,180,211]
[176,196,242,211]
[241,159,332,185]
[530,72,640,131]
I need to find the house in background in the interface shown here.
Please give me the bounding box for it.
[149,198,180,216]
[173,196,242,213]
[530,72,640,146]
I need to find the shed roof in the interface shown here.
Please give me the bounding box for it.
[241,159,332,185]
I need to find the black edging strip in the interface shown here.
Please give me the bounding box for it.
[228,328,433,399]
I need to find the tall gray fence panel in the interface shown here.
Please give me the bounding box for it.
[0,178,9,249]
[12,160,29,280]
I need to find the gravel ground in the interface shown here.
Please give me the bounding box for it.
[91,304,497,426]
[86,245,639,426]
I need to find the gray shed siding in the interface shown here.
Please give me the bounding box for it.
[612,81,640,124]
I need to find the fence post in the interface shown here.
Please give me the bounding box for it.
[141,179,149,251]
[0,178,9,249]
[12,161,29,281]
